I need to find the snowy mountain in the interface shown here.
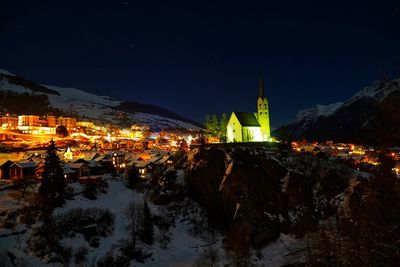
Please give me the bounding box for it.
[292,102,343,123]
[274,78,400,145]
[0,69,203,130]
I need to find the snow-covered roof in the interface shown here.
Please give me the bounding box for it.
[69,163,88,169]
[62,164,76,174]
[12,161,37,168]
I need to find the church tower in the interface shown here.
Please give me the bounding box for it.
[256,74,271,141]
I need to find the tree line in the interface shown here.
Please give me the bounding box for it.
[204,113,228,142]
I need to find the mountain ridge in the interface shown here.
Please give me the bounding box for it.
[0,69,203,130]
[273,78,400,145]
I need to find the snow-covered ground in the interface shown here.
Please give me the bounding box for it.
[0,169,306,266]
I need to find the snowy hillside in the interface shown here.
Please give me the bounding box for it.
[0,69,15,76]
[0,173,305,266]
[0,69,203,130]
[291,102,343,124]
[289,79,400,125]
[274,79,400,144]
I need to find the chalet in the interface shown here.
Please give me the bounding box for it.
[62,164,78,182]
[83,152,100,161]
[95,155,114,173]
[154,154,176,166]
[134,157,158,176]
[86,160,105,175]
[9,162,37,180]
[111,152,126,169]
[0,160,13,179]
[73,159,105,175]
[26,154,45,163]
[136,161,152,178]
[68,163,91,177]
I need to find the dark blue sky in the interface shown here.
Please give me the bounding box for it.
[1,0,399,127]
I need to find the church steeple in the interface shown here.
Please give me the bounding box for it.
[258,74,265,98]
[256,73,271,141]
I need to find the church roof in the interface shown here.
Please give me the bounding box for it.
[233,112,260,127]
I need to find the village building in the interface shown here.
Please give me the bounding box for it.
[227,75,271,142]
[18,115,40,127]
[9,162,37,180]
[68,162,91,178]
[111,152,126,169]
[73,158,105,175]
[0,160,13,179]
[57,117,77,132]
[1,115,19,129]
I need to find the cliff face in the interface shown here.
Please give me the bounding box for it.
[185,146,366,248]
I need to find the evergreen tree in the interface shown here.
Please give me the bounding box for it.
[39,140,65,203]
[163,169,177,192]
[204,115,211,131]
[140,201,154,244]
[126,166,140,188]
[219,112,228,142]
[56,125,69,137]
[210,114,219,136]
[179,139,188,152]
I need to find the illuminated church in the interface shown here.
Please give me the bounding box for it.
[227,75,271,142]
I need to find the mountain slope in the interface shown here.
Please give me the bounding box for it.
[274,79,400,145]
[0,69,202,130]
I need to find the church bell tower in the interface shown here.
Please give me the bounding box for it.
[257,74,271,141]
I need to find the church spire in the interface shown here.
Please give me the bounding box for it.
[258,73,265,98]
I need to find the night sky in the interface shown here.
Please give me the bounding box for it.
[1,0,399,127]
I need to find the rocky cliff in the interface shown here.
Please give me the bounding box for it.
[184,145,368,248]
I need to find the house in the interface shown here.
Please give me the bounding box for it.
[155,154,176,166]
[9,162,37,180]
[68,163,91,178]
[73,159,105,175]
[83,152,100,161]
[0,160,13,179]
[86,160,105,175]
[227,75,271,142]
[134,157,162,178]
[95,155,114,173]
[136,161,152,177]
[111,152,126,169]
[62,164,78,182]
[26,154,45,163]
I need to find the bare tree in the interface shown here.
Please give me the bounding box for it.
[13,176,35,202]
[125,200,144,248]
[194,231,221,267]
[0,249,28,267]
